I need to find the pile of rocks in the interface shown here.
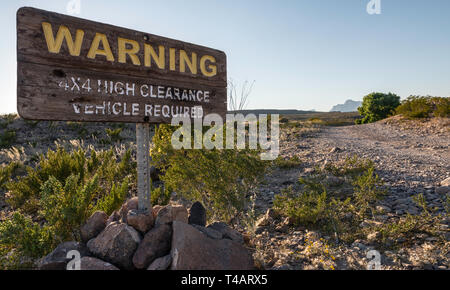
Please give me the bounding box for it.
[38,199,254,270]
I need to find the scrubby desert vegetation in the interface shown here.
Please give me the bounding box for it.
[0,99,449,269]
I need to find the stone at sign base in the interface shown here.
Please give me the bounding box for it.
[170,221,254,270]
[87,223,141,270]
[207,222,244,244]
[155,205,188,226]
[147,254,172,270]
[132,224,172,269]
[80,257,119,270]
[127,209,154,233]
[80,211,108,242]
[119,197,139,223]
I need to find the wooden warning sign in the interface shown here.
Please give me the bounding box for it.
[17,7,227,123]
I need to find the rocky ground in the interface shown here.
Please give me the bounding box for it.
[251,116,449,270]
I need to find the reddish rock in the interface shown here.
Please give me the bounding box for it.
[132,224,172,269]
[127,209,154,233]
[152,205,163,219]
[106,211,120,226]
[441,177,450,187]
[192,224,223,240]
[147,254,172,270]
[155,205,188,226]
[119,197,139,223]
[87,223,141,270]
[80,257,119,270]
[171,221,254,270]
[80,211,108,242]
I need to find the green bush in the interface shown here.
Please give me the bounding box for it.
[396,96,450,118]
[273,155,302,169]
[274,186,328,225]
[151,124,268,222]
[356,92,401,124]
[274,156,385,242]
[105,127,123,142]
[0,212,55,269]
[0,162,23,190]
[0,129,17,149]
[433,97,450,117]
[0,147,135,268]
[6,147,133,214]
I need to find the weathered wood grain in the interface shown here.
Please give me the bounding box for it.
[17,7,227,123]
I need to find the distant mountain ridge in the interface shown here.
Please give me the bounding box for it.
[231,109,318,115]
[330,100,362,112]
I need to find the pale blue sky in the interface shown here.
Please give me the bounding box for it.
[2,0,450,113]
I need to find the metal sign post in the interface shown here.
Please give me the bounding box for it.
[136,123,151,212]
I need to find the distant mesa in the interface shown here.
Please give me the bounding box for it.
[231,109,318,115]
[330,100,362,112]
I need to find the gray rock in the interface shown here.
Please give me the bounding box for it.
[127,209,154,233]
[119,197,139,223]
[132,224,172,269]
[435,186,449,195]
[38,241,90,270]
[80,211,108,242]
[80,257,119,270]
[325,175,344,187]
[329,147,342,153]
[192,224,223,240]
[188,201,207,227]
[87,223,141,270]
[155,205,188,226]
[170,221,254,270]
[106,211,120,226]
[147,254,172,270]
[367,231,381,243]
[207,222,244,244]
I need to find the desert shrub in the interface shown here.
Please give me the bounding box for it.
[373,194,446,248]
[396,96,432,118]
[433,97,450,117]
[0,129,16,149]
[0,147,134,268]
[151,124,268,222]
[356,92,400,124]
[273,155,302,169]
[0,114,17,124]
[274,186,328,225]
[280,117,289,124]
[352,167,386,218]
[274,156,385,242]
[0,212,55,269]
[0,162,23,190]
[6,147,134,213]
[324,155,374,178]
[105,127,123,142]
[396,96,450,118]
[150,186,171,206]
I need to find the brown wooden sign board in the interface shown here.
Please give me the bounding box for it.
[17,7,227,123]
